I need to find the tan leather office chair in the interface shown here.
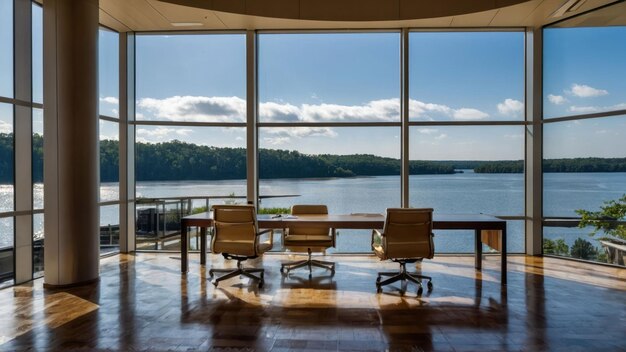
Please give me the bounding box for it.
[372,208,434,295]
[280,204,336,276]
[209,204,273,288]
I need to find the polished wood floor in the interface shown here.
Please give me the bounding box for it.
[1,253,625,351]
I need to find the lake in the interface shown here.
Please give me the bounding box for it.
[1,171,625,253]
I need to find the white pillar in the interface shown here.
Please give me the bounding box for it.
[43,0,100,286]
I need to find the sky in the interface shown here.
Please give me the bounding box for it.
[1,3,625,160]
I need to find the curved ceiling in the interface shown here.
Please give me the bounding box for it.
[159,0,531,22]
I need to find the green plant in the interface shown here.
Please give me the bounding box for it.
[576,194,626,241]
[570,238,599,260]
[543,238,569,256]
[258,207,291,215]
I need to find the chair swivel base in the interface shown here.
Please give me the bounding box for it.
[280,249,335,276]
[376,262,432,295]
[209,261,264,288]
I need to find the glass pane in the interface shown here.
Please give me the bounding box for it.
[136,34,246,122]
[99,28,119,118]
[409,32,525,121]
[0,0,12,98]
[0,103,13,212]
[409,126,525,217]
[0,217,13,285]
[33,108,43,209]
[259,126,400,253]
[543,116,626,217]
[100,205,119,254]
[100,119,119,202]
[135,126,246,250]
[33,213,44,278]
[543,6,626,119]
[543,225,620,266]
[258,33,400,123]
[32,3,43,104]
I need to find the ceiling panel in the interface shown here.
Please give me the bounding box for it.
[449,9,499,27]
[146,0,226,29]
[489,0,542,26]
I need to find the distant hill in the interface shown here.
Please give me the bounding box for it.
[0,134,624,183]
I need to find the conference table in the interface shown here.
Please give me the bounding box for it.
[180,212,508,285]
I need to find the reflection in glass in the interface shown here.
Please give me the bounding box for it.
[100,120,119,202]
[258,33,400,123]
[0,103,14,212]
[32,3,43,104]
[0,217,13,285]
[99,28,119,117]
[543,225,612,264]
[100,205,119,254]
[33,213,44,277]
[409,32,524,121]
[0,0,13,98]
[543,116,626,217]
[136,34,246,122]
[33,108,43,209]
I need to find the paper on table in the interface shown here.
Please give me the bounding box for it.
[350,213,383,217]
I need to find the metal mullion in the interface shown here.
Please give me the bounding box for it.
[543,109,626,124]
[408,120,528,126]
[134,30,246,36]
[132,120,246,128]
[257,122,401,128]
[409,27,525,33]
[99,114,119,122]
[401,28,409,208]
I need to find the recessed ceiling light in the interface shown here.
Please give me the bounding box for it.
[171,22,203,27]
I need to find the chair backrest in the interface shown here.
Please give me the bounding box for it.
[382,208,434,259]
[289,204,330,236]
[211,204,258,256]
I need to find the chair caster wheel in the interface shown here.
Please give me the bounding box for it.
[209,271,214,278]
[211,280,218,287]
[280,267,285,273]
[376,283,382,293]
[417,287,423,296]
[376,276,381,284]
[258,280,264,288]
[427,281,433,291]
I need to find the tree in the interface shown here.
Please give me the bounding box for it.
[570,238,599,260]
[543,238,569,256]
[576,194,626,242]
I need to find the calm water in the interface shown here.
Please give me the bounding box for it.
[1,172,625,252]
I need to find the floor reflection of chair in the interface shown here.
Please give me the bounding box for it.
[372,208,435,295]
[208,205,273,288]
[280,205,336,277]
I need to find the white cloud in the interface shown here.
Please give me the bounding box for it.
[300,99,400,122]
[434,134,447,140]
[136,127,193,143]
[453,108,489,120]
[497,98,524,116]
[595,130,608,134]
[548,94,567,105]
[569,106,599,114]
[568,84,608,98]
[0,120,11,133]
[416,128,438,135]
[137,95,490,124]
[262,126,338,145]
[100,96,119,105]
[504,134,524,139]
[138,96,246,122]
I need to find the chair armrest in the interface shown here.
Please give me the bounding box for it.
[371,229,384,250]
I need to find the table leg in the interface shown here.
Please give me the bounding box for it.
[475,229,482,271]
[181,221,188,273]
[200,227,207,265]
[501,227,507,285]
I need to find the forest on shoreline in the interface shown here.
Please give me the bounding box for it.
[1,134,625,183]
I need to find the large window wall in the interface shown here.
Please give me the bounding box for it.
[543,1,626,266]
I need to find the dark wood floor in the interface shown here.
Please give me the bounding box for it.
[1,253,625,351]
